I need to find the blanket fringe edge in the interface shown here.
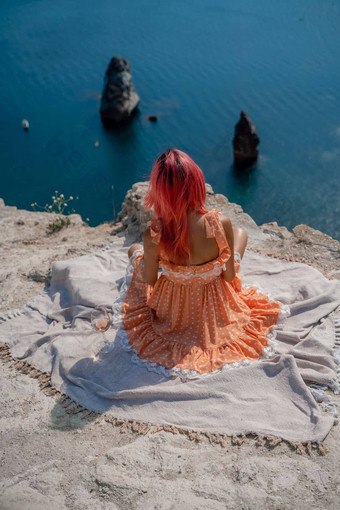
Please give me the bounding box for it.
[0,341,330,457]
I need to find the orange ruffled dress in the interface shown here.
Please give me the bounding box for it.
[120,209,290,381]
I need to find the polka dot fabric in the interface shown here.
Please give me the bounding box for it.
[122,209,282,375]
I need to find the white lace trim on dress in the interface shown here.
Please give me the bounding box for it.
[161,264,223,281]
[161,251,242,282]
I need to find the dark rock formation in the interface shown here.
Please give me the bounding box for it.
[233,111,260,168]
[100,57,140,126]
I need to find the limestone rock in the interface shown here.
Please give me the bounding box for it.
[233,111,260,168]
[0,483,67,510]
[260,221,291,240]
[116,182,153,243]
[100,57,140,126]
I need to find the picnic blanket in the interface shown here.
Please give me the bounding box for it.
[1,237,339,453]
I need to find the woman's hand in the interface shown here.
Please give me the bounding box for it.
[143,227,160,285]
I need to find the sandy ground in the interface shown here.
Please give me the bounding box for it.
[0,188,339,510]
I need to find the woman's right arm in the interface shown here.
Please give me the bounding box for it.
[142,227,160,285]
[220,216,236,282]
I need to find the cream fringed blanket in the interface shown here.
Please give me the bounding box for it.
[0,238,339,455]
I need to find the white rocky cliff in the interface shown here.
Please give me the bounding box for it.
[0,185,339,510]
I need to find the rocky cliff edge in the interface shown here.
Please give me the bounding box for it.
[1,183,339,313]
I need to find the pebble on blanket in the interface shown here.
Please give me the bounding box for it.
[0,341,330,456]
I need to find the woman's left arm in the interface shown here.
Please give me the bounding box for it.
[143,227,160,285]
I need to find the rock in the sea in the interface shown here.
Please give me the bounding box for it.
[233,111,260,168]
[100,57,140,126]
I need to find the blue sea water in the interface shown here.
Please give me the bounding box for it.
[0,0,339,239]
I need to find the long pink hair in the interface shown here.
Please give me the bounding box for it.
[144,148,207,264]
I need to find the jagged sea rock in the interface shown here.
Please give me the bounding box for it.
[233,111,260,168]
[100,57,140,126]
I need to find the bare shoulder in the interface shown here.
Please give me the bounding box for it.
[219,214,233,233]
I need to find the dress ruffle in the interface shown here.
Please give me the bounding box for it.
[115,248,291,383]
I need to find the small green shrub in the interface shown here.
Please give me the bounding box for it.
[46,216,71,234]
[30,191,85,235]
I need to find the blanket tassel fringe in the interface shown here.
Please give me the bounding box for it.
[0,342,330,456]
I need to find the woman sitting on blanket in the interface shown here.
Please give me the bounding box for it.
[122,148,282,378]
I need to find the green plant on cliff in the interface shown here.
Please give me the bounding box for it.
[46,215,71,234]
[31,191,88,234]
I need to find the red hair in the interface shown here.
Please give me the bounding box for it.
[144,148,207,264]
